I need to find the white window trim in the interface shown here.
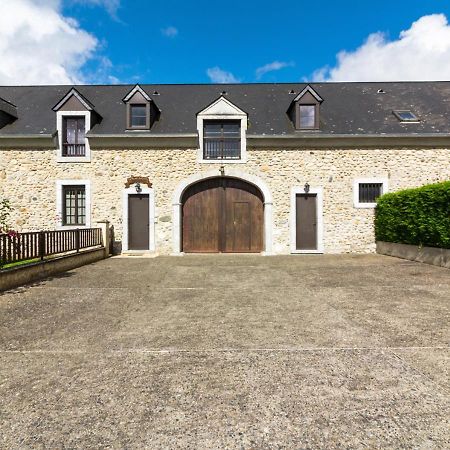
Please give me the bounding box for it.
[56,180,91,229]
[197,96,247,164]
[197,114,247,164]
[290,186,324,254]
[353,178,389,209]
[122,185,156,252]
[56,111,91,163]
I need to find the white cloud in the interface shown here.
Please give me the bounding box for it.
[161,26,178,38]
[312,14,450,82]
[206,67,240,84]
[0,0,108,85]
[255,61,294,79]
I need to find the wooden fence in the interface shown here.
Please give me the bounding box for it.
[0,228,103,266]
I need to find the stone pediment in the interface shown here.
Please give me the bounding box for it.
[198,96,247,117]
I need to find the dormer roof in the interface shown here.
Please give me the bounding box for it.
[123,84,151,102]
[52,88,95,111]
[0,97,18,119]
[293,85,323,103]
[197,95,247,116]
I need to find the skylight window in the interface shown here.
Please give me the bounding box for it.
[393,110,419,122]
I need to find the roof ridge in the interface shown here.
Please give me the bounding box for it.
[0,80,449,88]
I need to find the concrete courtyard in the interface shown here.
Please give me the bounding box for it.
[0,254,449,449]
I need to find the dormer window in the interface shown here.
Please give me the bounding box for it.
[62,116,86,156]
[197,96,248,164]
[53,88,95,163]
[123,85,153,130]
[289,85,323,130]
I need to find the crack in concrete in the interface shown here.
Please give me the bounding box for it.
[1,346,448,354]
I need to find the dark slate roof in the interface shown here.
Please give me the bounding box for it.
[0,82,449,136]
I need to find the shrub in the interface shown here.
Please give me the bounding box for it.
[375,181,450,249]
[0,199,14,234]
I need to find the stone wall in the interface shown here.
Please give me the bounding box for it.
[1,147,449,254]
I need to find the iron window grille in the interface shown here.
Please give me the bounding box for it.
[62,185,86,226]
[203,120,241,160]
[62,117,86,156]
[358,183,383,204]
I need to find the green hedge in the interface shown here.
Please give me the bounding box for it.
[375,181,450,249]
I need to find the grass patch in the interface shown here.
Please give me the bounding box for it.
[1,258,40,270]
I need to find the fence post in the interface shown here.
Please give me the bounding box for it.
[1,234,6,266]
[96,220,110,258]
[38,231,45,261]
[75,229,80,253]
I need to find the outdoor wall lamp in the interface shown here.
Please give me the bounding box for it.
[135,182,142,193]
[304,182,310,193]
[219,165,225,177]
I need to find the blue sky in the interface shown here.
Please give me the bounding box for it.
[62,0,450,84]
[1,0,450,85]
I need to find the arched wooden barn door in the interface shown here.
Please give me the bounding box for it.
[182,177,264,253]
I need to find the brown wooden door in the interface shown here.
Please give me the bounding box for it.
[296,194,317,250]
[128,194,149,250]
[182,178,221,252]
[182,177,263,253]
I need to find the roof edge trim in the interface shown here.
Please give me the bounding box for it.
[0,134,55,148]
[248,134,450,149]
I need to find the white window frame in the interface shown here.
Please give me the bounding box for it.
[353,178,389,209]
[197,97,247,164]
[56,180,91,229]
[290,186,324,254]
[122,185,156,252]
[56,111,91,163]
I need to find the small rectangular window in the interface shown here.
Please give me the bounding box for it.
[358,183,383,204]
[299,105,316,129]
[62,185,86,225]
[130,104,147,128]
[204,120,241,160]
[63,117,86,156]
[393,110,419,122]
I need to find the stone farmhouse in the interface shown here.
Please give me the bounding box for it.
[0,82,449,255]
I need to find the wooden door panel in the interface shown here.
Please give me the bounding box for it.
[296,194,317,250]
[223,178,263,253]
[182,177,263,253]
[182,179,221,252]
[230,202,251,251]
[128,194,149,250]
